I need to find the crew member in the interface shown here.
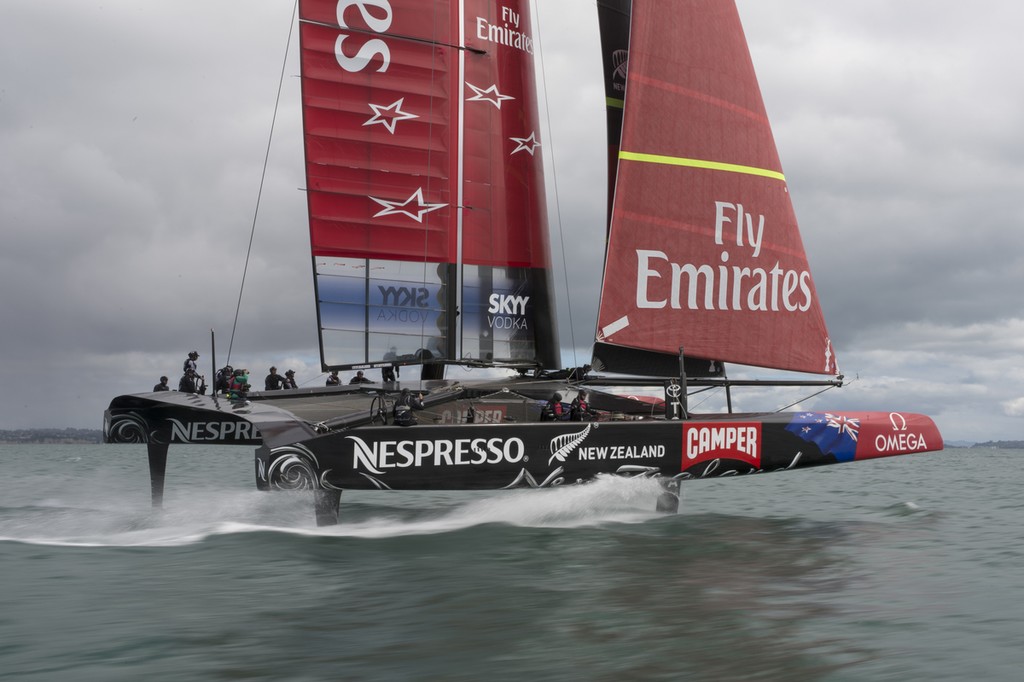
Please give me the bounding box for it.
[265,367,286,391]
[393,388,424,426]
[215,366,233,394]
[570,390,597,421]
[228,368,250,401]
[541,392,566,421]
[179,369,199,394]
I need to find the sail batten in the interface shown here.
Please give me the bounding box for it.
[627,71,772,124]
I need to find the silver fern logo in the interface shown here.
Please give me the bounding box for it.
[612,49,628,81]
[548,424,592,465]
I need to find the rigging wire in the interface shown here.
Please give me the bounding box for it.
[687,386,724,411]
[225,0,299,367]
[773,383,840,413]
[532,0,577,368]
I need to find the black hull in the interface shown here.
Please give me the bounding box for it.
[256,418,842,493]
[105,381,942,525]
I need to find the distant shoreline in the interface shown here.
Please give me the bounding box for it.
[0,428,103,444]
[966,440,1024,449]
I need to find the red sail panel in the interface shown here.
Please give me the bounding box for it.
[458,0,557,366]
[301,1,454,45]
[300,0,459,262]
[299,0,558,370]
[461,0,549,270]
[596,0,837,375]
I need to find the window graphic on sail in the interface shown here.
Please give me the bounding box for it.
[298,0,558,371]
[316,257,450,367]
[461,265,542,364]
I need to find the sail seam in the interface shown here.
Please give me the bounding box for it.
[629,73,770,126]
[618,150,785,181]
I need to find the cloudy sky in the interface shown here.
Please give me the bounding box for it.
[2,1,1022,443]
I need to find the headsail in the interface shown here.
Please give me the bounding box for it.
[593,0,838,377]
[298,0,558,372]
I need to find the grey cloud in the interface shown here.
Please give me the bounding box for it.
[2,1,1021,441]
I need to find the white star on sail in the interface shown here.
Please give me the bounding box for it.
[466,82,515,109]
[369,188,447,223]
[510,131,541,156]
[363,98,419,135]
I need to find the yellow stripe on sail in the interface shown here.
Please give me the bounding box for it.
[606,97,625,109]
[619,150,785,181]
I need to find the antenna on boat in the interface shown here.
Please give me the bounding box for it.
[210,328,217,388]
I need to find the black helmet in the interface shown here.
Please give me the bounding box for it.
[552,392,562,401]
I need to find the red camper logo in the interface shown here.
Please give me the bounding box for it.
[683,422,762,468]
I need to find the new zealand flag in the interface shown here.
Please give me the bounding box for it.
[785,412,861,462]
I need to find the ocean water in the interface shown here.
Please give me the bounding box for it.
[1,443,1022,681]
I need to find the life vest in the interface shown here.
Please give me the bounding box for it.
[542,399,564,421]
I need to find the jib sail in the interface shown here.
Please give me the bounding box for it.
[593,0,837,377]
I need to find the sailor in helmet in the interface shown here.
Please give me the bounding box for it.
[228,368,250,401]
[393,388,424,426]
[570,390,596,421]
[215,365,234,394]
[541,392,566,421]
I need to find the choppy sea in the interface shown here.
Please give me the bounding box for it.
[1,443,1022,681]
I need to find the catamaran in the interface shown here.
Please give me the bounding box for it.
[104,0,943,525]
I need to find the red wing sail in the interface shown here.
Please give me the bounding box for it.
[594,0,838,376]
[299,0,557,370]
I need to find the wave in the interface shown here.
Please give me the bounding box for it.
[0,474,671,548]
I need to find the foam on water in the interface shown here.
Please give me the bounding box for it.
[334,474,667,538]
[0,474,670,547]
